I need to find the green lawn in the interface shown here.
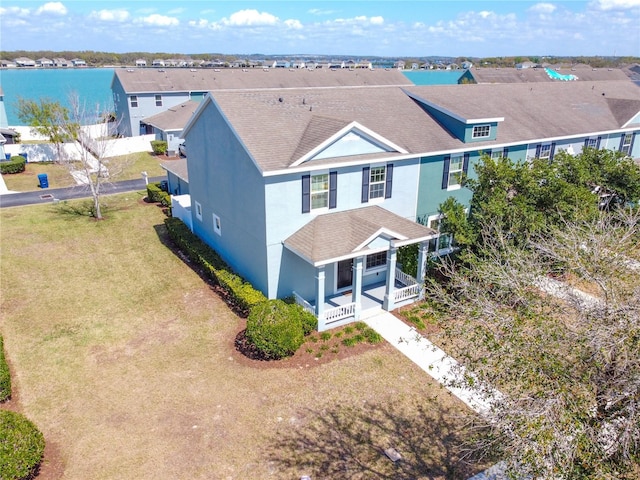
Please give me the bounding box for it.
[2,152,166,193]
[0,195,484,480]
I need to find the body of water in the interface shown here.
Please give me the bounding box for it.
[0,68,115,125]
[402,70,465,85]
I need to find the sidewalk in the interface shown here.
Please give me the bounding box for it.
[364,311,502,415]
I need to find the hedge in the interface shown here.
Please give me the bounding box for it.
[164,217,267,315]
[146,182,171,207]
[150,140,168,155]
[0,411,45,480]
[0,336,10,402]
[0,156,26,175]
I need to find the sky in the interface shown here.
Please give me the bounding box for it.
[0,1,639,58]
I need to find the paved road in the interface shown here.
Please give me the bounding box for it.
[0,176,165,208]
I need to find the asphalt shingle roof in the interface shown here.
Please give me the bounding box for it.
[142,100,200,131]
[284,206,436,265]
[202,80,640,173]
[113,67,413,93]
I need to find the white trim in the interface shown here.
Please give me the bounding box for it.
[472,124,491,139]
[194,201,202,221]
[212,213,222,235]
[290,121,408,167]
[352,227,408,252]
[403,89,504,124]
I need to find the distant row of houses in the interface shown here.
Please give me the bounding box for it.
[1,57,87,68]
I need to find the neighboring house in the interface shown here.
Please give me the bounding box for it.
[71,58,87,67]
[37,57,53,67]
[110,67,412,137]
[176,80,640,331]
[470,66,629,84]
[140,100,199,154]
[135,59,147,67]
[53,57,69,67]
[1,60,17,68]
[14,57,36,67]
[0,87,9,128]
[152,59,166,68]
[161,158,189,196]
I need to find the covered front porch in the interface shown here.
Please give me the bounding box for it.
[285,206,437,331]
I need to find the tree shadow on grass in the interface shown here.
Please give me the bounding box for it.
[267,397,490,480]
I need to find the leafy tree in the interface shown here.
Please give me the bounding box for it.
[16,97,77,163]
[425,210,640,479]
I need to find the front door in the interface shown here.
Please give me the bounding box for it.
[337,259,353,290]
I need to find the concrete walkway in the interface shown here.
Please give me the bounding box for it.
[363,311,507,479]
[363,312,502,415]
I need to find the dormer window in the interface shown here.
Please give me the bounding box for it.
[472,125,491,139]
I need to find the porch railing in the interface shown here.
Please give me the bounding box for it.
[393,268,422,303]
[325,302,356,324]
[292,291,315,315]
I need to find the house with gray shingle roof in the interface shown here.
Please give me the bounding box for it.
[110,67,412,137]
[140,100,199,154]
[175,79,640,331]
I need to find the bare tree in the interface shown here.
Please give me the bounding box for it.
[61,94,129,220]
[423,210,640,479]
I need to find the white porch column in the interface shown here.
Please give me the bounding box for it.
[417,240,429,300]
[351,256,364,320]
[315,265,326,331]
[383,244,397,311]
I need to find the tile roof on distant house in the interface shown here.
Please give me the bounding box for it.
[284,205,436,265]
[185,80,640,175]
[112,67,412,93]
[142,100,200,131]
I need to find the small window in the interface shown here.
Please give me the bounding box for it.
[155,94,162,107]
[539,144,552,159]
[621,134,633,154]
[472,125,490,139]
[491,150,502,160]
[366,251,387,270]
[448,155,464,188]
[311,174,329,210]
[195,201,202,221]
[130,95,138,108]
[369,166,386,200]
[213,213,221,235]
[586,138,597,149]
[428,216,453,253]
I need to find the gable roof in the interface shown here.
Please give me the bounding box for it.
[284,206,436,266]
[470,66,630,84]
[141,100,200,131]
[161,158,189,182]
[112,67,413,94]
[185,80,640,175]
[404,80,640,144]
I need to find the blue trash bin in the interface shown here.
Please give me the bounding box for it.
[19,152,28,163]
[38,173,49,189]
[4,153,10,160]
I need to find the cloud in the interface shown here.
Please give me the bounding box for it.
[370,16,384,25]
[284,19,303,29]
[137,14,179,27]
[308,8,337,16]
[529,3,558,13]
[0,6,30,16]
[224,9,279,26]
[36,2,67,15]
[591,0,640,9]
[89,9,130,22]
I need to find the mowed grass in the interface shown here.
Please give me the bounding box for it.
[2,152,166,192]
[0,195,482,480]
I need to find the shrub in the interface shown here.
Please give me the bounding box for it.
[164,217,267,315]
[0,410,45,480]
[362,327,383,344]
[146,182,171,207]
[0,336,10,402]
[245,300,304,359]
[0,156,26,175]
[150,140,168,155]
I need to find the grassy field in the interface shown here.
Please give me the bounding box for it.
[2,152,167,192]
[0,194,483,480]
